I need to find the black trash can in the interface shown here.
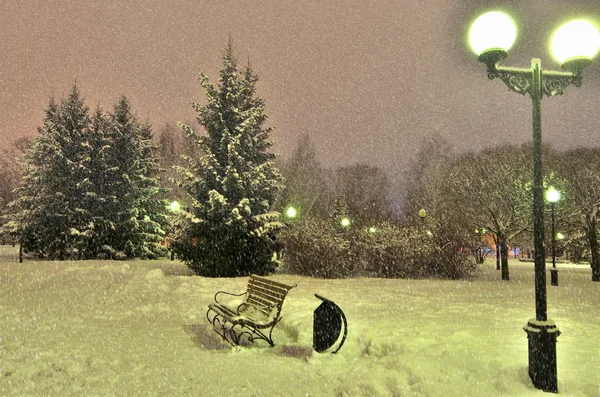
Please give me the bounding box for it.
[313,294,347,354]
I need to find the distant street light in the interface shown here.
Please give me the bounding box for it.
[340,217,351,228]
[546,187,561,287]
[474,227,488,264]
[169,201,181,212]
[470,10,599,393]
[285,206,298,219]
[368,226,377,234]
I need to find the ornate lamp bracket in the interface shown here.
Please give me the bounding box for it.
[541,73,579,97]
[487,64,579,97]
[493,69,532,95]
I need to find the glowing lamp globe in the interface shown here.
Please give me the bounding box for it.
[169,201,181,212]
[556,232,565,240]
[552,20,600,66]
[285,206,297,219]
[546,187,560,203]
[368,226,377,234]
[469,11,517,56]
[340,218,351,227]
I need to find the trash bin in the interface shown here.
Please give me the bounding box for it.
[313,294,347,354]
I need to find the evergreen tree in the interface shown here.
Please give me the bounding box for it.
[7,88,166,259]
[172,41,284,276]
[101,97,167,259]
[10,88,91,259]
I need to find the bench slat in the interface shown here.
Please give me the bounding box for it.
[247,294,278,310]
[249,285,285,302]
[249,276,295,292]
[248,281,289,298]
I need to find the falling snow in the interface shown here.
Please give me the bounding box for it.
[2,1,600,198]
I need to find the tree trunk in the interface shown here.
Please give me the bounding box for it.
[586,216,600,282]
[493,235,500,270]
[500,237,509,281]
[496,244,500,270]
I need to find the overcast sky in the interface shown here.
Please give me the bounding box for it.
[2,0,600,190]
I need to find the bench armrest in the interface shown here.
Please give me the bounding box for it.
[213,290,248,308]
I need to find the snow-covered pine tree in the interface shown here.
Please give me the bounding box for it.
[76,107,112,258]
[172,41,284,277]
[7,88,167,260]
[10,86,91,259]
[103,97,167,259]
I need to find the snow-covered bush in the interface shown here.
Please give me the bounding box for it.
[281,220,476,279]
[362,223,477,279]
[280,219,358,278]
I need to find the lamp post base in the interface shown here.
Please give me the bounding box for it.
[524,319,561,393]
[550,268,559,286]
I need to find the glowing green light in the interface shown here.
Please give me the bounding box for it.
[552,20,600,64]
[556,232,565,240]
[169,201,181,212]
[285,206,297,219]
[469,11,517,55]
[546,187,560,203]
[341,218,351,227]
[368,226,377,234]
[418,209,427,218]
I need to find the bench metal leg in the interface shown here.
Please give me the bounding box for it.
[206,307,277,347]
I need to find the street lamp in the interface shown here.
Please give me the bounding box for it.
[169,200,181,213]
[285,206,298,220]
[546,187,561,287]
[470,11,599,393]
[168,201,181,261]
[340,217,351,228]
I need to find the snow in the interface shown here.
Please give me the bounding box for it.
[0,245,599,396]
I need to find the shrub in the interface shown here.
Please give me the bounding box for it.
[281,220,477,279]
[281,219,358,278]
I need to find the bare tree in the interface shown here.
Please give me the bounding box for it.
[556,147,600,282]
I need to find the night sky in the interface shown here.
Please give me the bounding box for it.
[2,1,600,192]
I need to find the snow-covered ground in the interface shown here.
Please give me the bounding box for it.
[0,245,598,396]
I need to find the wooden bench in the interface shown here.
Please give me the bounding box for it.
[206,275,296,347]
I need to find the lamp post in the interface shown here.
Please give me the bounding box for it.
[469,11,599,393]
[418,208,427,233]
[168,201,181,261]
[418,208,426,227]
[474,227,488,264]
[546,187,561,286]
